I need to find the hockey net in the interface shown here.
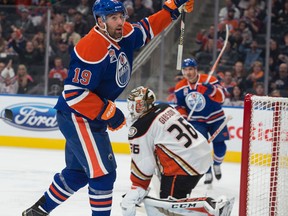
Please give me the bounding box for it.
[239,94,288,216]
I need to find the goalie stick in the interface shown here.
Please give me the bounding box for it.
[186,24,229,120]
[0,109,13,121]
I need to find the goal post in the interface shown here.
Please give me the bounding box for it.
[239,94,288,216]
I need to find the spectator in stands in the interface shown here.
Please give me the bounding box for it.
[238,20,253,48]
[219,0,240,22]
[16,64,36,94]
[247,0,266,21]
[133,0,152,21]
[76,0,90,17]
[48,57,68,82]
[8,25,26,51]
[278,0,288,30]
[0,32,7,54]
[239,39,263,70]
[266,38,280,68]
[0,11,12,40]
[218,41,239,70]
[9,39,45,66]
[220,70,237,97]
[253,81,265,96]
[279,32,288,57]
[65,7,77,23]
[228,28,243,53]
[0,59,18,94]
[50,32,63,54]
[233,61,248,92]
[246,61,264,90]
[270,89,282,97]
[73,11,89,37]
[124,1,136,22]
[270,62,288,92]
[50,39,70,69]
[237,0,250,15]
[14,7,36,36]
[61,22,81,47]
[223,85,244,106]
[241,7,262,36]
[31,30,45,54]
[271,0,283,24]
[221,8,239,33]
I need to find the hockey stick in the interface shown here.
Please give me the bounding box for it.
[0,109,13,121]
[176,8,186,70]
[186,24,230,120]
[187,93,201,121]
[205,24,229,84]
[208,115,232,144]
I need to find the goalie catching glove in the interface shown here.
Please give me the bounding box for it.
[121,186,149,216]
[98,100,126,131]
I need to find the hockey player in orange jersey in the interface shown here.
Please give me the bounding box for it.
[174,58,230,185]
[22,0,195,216]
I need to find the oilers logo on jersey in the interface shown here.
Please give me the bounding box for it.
[116,52,130,87]
[185,92,206,112]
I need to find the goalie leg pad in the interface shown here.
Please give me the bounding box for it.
[143,196,235,216]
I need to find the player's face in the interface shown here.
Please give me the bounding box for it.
[105,12,125,40]
[182,67,198,83]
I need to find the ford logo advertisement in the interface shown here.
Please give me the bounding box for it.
[3,103,58,131]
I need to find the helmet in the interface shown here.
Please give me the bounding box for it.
[127,86,156,118]
[92,0,127,21]
[182,58,198,69]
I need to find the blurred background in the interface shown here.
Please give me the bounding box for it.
[0,0,287,103]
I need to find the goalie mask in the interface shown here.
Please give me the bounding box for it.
[127,86,156,119]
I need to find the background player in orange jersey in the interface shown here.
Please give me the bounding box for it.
[174,58,230,185]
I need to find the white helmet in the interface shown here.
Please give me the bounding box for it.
[127,86,156,119]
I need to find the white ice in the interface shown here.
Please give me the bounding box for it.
[0,147,240,216]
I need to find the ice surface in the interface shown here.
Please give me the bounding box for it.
[0,147,240,215]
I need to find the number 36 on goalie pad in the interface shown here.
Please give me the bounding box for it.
[143,196,235,216]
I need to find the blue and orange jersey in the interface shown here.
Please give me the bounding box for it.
[54,9,172,121]
[174,74,226,124]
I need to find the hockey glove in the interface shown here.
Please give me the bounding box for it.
[121,186,148,216]
[163,0,194,13]
[98,100,126,131]
[198,83,216,97]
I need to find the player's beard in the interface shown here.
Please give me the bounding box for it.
[107,25,123,41]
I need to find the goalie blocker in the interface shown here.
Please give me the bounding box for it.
[143,196,235,216]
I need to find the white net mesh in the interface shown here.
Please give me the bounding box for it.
[246,96,288,216]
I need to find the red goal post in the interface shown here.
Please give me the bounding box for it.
[239,94,288,216]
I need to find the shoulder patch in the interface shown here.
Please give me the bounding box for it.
[75,28,110,63]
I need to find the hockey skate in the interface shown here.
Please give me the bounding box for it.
[213,164,222,180]
[204,168,213,184]
[22,196,49,216]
